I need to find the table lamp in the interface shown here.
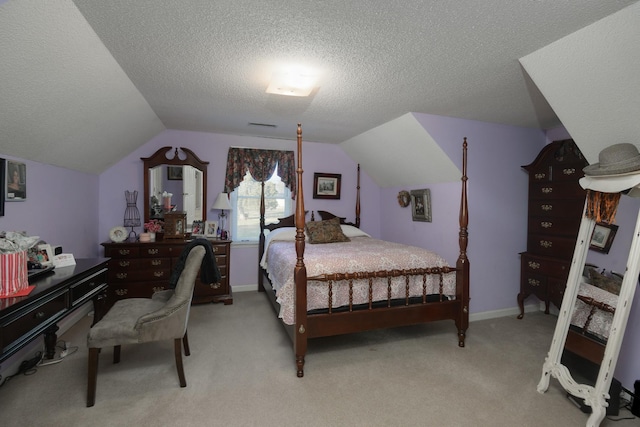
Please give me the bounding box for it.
[211,192,232,239]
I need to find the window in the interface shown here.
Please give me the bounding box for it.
[230,166,292,242]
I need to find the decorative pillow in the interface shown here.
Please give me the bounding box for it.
[306,218,351,244]
[588,268,622,296]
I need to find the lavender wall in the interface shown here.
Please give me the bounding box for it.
[97,129,380,289]
[381,113,546,314]
[0,156,99,257]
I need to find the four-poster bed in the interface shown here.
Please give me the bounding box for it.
[258,124,470,377]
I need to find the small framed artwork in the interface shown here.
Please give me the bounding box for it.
[6,160,26,201]
[164,211,187,239]
[410,189,432,222]
[37,244,54,267]
[313,173,341,199]
[191,220,205,236]
[167,166,183,180]
[0,159,5,216]
[589,222,618,254]
[205,220,218,238]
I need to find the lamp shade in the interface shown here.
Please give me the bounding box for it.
[212,192,232,210]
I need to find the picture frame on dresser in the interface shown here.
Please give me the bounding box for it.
[205,220,218,237]
[589,222,618,254]
[191,220,205,236]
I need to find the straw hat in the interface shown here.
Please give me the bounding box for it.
[583,143,640,176]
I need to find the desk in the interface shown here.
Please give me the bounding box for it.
[0,258,108,362]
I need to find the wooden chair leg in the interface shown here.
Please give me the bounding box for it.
[87,347,100,407]
[182,330,190,356]
[113,345,121,364]
[174,338,187,387]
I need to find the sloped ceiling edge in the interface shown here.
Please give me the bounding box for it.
[0,0,164,174]
[340,113,460,188]
[519,2,640,164]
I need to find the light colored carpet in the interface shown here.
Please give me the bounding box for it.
[0,291,636,427]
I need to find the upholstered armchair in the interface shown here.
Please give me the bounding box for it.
[86,245,206,407]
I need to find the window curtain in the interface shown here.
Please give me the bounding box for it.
[223,148,296,197]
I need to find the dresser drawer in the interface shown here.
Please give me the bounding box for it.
[528,216,581,237]
[108,267,171,282]
[521,253,570,279]
[529,181,586,200]
[109,257,171,270]
[527,234,577,258]
[0,293,66,353]
[110,281,169,300]
[104,245,140,258]
[528,198,585,219]
[211,243,228,255]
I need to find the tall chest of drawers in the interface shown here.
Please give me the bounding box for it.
[102,239,232,307]
[517,139,588,318]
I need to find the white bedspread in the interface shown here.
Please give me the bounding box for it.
[571,281,617,341]
[261,227,456,325]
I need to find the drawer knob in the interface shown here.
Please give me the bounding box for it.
[541,204,553,211]
[115,289,128,296]
[528,278,540,287]
[35,311,46,320]
[116,273,128,279]
[541,187,553,194]
[563,168,576,175]
[151,259,162,266]
[119,260,130,267]
[539,240,553,248]
[119,249,130,255]
[147,248,159,255]
[528,261,540,270]
[153,271,164,278]
[210,282,221,289]
[534,173,546,180]
[541,221,552,228]
[153,286,165,292]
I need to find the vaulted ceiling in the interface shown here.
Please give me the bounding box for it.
[0,1,638,176]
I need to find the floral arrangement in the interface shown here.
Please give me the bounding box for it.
[144,219,164,233]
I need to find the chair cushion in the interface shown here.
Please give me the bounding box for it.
[87,298,165,348]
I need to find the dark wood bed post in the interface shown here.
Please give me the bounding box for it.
[456,137,470,347]
[293,123,308,377]
[355,164,361,228]
[258,180,266,292]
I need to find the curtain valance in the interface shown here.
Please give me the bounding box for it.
[224,148,295,197]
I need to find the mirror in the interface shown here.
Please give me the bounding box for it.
[142,147,208,228]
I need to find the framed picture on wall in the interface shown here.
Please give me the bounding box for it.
[410,189,432,222]
[313,173,341,199]
[167,166,183,180]
[589,222,618,254]
[6,160,26,201]
[0,159,5,216]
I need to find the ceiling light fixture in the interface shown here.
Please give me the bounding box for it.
[266,66,318,97]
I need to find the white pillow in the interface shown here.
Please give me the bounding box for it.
[340,225,370,238]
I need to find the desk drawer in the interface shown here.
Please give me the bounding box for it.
[0,293,66,353]
[70,270,107,305]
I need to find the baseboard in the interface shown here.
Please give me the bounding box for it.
[232,284,258,293]
[469,303,540,322]
[0,302,93,383]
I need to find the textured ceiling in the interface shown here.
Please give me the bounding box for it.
[0,0,637,174]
